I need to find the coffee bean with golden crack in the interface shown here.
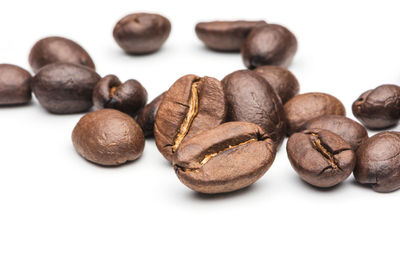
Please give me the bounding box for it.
[72,109,145,166]
[286,129,356,188]
[173,122,276,194]
[154,74,226,163]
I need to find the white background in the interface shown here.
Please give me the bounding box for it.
[1,0,400,266]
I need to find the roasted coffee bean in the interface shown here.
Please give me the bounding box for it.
[253,65,299,104]
[195,20,267,52]
[241,24,297,69]
[0,64,32,105]
[31,63,100,114]
[136,92,165,137]
[29,36,95,73]
[93,75,148,117]
[222,70,286,146]
[72,109,145,166]
[284,92,346,135]
[173,122,276,194]
[354,131,400,193]
[113,13,171,54]
[154,75,226,162]
[287,129,356,188]
[352,84,400,130]
[304,115,368,150]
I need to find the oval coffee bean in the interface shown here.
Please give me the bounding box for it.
[72,109,145,166]
[287,129,356,188]
[173,122,276,194]
[222,70,286,147]
[253,65,299,104]
[284,92,346,135]
[154,75,226,162]
[0,64,32,105]
[354,131,400,193]
[241,24,297,69]
[304,115,368,150]
[29,36,95,73]
[352,84,400,130]
[195,20,267,52]
[113,13,171,54]
[93,74,148,117]
[31,63,100,114]
[136,92,165,137]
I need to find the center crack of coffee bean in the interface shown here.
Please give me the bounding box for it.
[171,79,201,152]
[109,86,119,98]
[200,138,257,165]
[310,133,338,169]
[177,138,258,173]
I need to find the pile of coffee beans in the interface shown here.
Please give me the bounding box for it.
[0,13,399,194]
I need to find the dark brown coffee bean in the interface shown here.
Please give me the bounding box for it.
[136,92,165,137]
[154,75,226,162]
[241,24,297,69]
[352,84,400,130]
[253,65,299,104]
[31,63,100,114]
[93,75,148,117]
[354,131,400,193]
[113,13,171,54]
[72,109,145,166]
[29,36,95,73]
[195,20,267,52]
[0,64,32,105]
[173,121,276,194]
[222,70,286,147]
[287,129,356,188]
[284,93,346,135]
[304,115,368,151]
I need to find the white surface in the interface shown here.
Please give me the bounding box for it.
[1,0,400,266]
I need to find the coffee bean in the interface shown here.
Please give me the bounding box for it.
[29,36,95,73]
[352,84,400,129]
[0,64,32,105]
[154,75,226,162]
[304,115,368,150]
[195,20,267,52]
[113,13,171,54]
[72,109,145,166]
[287,129,356,188]
[31,63,100,114]
[222,70,286,146]
[173,121,276,194]
[241,24,297,69]
[354,131,400,193]
[253,65,299,104]
[93,75,148,117]
[284,92,346,135]
[136,92,165,137]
